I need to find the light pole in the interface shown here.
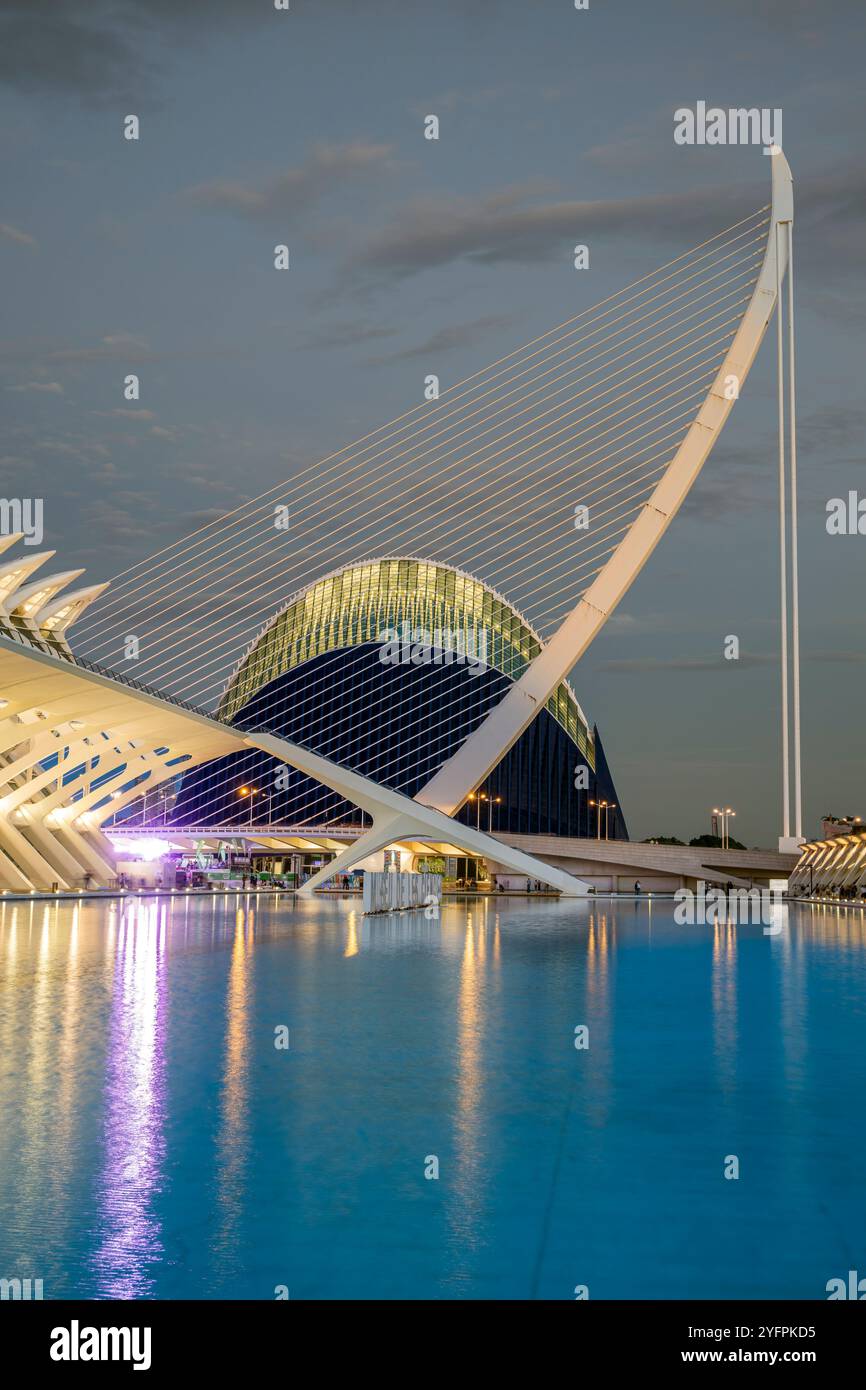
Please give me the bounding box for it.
[488,794,501,833]
[469,791,487,831]
[238,785,259,826]
[713,806,736,850]
[590,799,615,840]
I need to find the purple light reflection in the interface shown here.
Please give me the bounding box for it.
[89,900,167,1298]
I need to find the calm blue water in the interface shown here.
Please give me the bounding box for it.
[0,893,864,1301]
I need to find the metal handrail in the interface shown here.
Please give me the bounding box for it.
[73,655,222,723]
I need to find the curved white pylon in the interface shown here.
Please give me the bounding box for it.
[418,150,794,817]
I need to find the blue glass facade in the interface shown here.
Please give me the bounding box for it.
[172,641,627,838]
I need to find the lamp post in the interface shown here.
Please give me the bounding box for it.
[238,785,259,826]
[488,794,501,833]
[590,798,614,840]
[713,806,736,850]
[469,791,487,831]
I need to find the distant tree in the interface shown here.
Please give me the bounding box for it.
[642,835,685,845]
[689,833,746,851]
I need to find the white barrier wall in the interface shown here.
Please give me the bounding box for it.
[362,871,442,915]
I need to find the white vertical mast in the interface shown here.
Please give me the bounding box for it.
[776,222,791,842]
[787,221,803,840]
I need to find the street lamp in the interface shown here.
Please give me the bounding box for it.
[713,806,736,850]
[469,791,487,831]
[488,794,501,833]
[238,785,259,826]
[589,799,615,840]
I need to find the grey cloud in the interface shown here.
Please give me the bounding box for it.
[78,497,153,543]
[0,0,264,100]
[0,0,494,102]
[339,157,866,295]
[0,2,153,101]
[0,333,243,376]
[7,380,64,394]
[681,398,866,524]
[410,87,506,119]
[807,650,866,665]
[0,333,155,367]
[595,653,775,673]
[680,444,774,522]
[363,314,514,366]
[344,180,761,288]
[722,0,860,23]
[97,409,157,422]
[185,142,396,223]
[0,221,36,246]
[298,321,399,351]
[797,404,866,454]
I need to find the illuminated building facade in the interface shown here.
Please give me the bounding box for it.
[788,829,866,900]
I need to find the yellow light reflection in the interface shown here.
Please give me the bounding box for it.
[213,904,254,1270]
[712,916,738,1094]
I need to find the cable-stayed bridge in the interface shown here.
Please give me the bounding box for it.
[0,150,801,894]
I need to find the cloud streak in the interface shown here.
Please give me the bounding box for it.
[185,142,396,223]
[363,314,514,365]
[595,653,775,673]
[342,179,761,288]
[0,221,36,247]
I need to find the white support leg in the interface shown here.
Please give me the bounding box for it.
[19,819,87,885]
[298,814,404,896]
[52,823,116,886]
[246,731,590,896]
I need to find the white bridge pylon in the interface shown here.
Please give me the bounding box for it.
[416,148,794,819]
[0,636,589,895]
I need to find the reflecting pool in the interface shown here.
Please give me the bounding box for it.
[0,893,864,1299]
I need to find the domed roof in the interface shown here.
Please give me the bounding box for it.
[219,555,594,762]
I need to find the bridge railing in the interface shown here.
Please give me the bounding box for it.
[74,655,226,724]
